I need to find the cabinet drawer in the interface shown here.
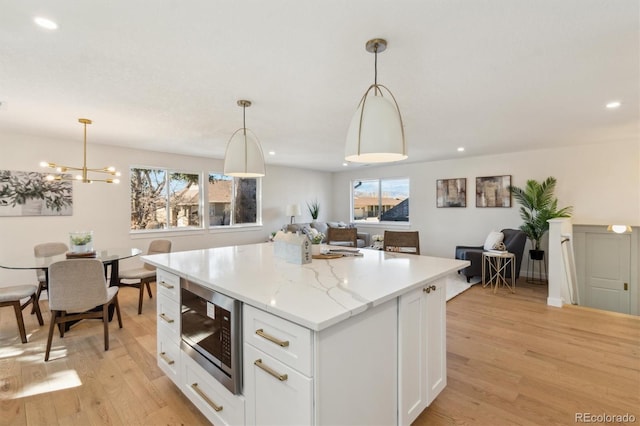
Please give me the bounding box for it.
[182,353,245,426]
[244,343,313,426]
[244,305,312,376]
[157,293,180,343]
[157,328,180,385]
[156,268,180,301]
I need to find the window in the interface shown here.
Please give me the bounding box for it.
[209,173,260,227]
[130,168,202,230]
[352,178,410,222]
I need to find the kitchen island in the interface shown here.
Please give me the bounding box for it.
[144,242,469,426]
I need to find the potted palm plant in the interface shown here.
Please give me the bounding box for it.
[509,177,573,260]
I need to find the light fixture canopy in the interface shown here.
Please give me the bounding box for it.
[345,38,407,163]
[40,118,120,184]
[223,100,266,177]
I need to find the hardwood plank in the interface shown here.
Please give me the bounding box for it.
[2,276,638,425]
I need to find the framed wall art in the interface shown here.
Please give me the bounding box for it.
[476,175,511,208]
[0,170,73,216]
[436,178,466,207]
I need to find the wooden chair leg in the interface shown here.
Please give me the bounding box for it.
[31,294,44,326]
[137,283,144,315]
[13,301,27,344]
[59,312,66,338]
[103,304,109,351]
[31,281,45,314]
[114,295,123,329]
[45,311,59,361]
[146,281,153,298]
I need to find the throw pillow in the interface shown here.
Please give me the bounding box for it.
[483,231,504,251]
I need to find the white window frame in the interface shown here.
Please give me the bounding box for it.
[129,166,204,234]
[350,177,411,226]
[208,173,263,230]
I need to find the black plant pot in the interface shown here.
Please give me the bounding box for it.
[529,249,545,260]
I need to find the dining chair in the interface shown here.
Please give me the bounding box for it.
[326,227,358,247]
[0,284,44,343]
[33,242,69,305]
[383,231,421,255]
[118,239,172,314]
[45,259,123,361]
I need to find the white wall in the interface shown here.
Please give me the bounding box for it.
[0,133,332,286]
[331,140,640,271]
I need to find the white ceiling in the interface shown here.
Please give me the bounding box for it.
[1,0,638,172]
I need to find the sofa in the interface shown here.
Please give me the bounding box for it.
[454,229,527,282]
[283,221,370,248]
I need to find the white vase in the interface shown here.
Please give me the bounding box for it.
[311,244,321,255]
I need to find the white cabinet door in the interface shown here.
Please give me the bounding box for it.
[425,280,447,405]
[398,286,427,425]
[244,343,312,426]
[398,278,447,425]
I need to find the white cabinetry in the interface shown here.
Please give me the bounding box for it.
[398,278,447,425]
[156,269,181,385]
[243,305,313,425]
[182,354,246,426]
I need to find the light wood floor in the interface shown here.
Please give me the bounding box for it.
[1,280,638,425]
[415,279,640,426]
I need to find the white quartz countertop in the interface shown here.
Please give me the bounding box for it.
[143,243,469,331]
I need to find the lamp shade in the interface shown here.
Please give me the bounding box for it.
[223,128,266,177]
[345,92,407,163]
[286,204,301,217]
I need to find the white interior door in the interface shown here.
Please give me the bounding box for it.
[584,233,631,314]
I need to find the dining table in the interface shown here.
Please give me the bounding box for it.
[0,247,142,326]
[0,247,142,287]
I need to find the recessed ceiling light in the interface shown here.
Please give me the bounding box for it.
[606,101,621,109]
[457,147,465,152]
[268,151,275,156]
[342,162,348,167]
[34,16,58,30]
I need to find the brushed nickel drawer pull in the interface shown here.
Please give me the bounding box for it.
[191,383,223,412]
[255,328,289,347]
[159,280,174,289]
[159,313,174,323]
[158,351,175,365]
[254,359,288,382]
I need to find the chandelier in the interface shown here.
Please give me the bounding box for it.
[40,118,120,183]
[345,38,407,163]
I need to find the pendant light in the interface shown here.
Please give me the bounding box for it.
[223,100,266,177]
[345,38,407,163]
[40,118,120,183]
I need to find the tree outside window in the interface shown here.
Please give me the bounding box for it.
[209,173,259,227]
[352,178,410,222]
[130,168,201,230]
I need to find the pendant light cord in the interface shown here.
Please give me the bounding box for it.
[374,42,379,96]
[242,103,247,136]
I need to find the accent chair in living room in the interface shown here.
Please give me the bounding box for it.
[455,229,527,282]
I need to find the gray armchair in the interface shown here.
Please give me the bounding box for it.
[455,229,527,282]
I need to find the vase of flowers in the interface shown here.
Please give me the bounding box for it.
[70,231,94,253]
[309,230,325,255]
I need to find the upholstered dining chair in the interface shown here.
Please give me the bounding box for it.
[33,242,69,305]
[118,239,172,314]
[383,231,421,255]
[0,284,44,343]
[326,227,358,247]
[45,259,122,361]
